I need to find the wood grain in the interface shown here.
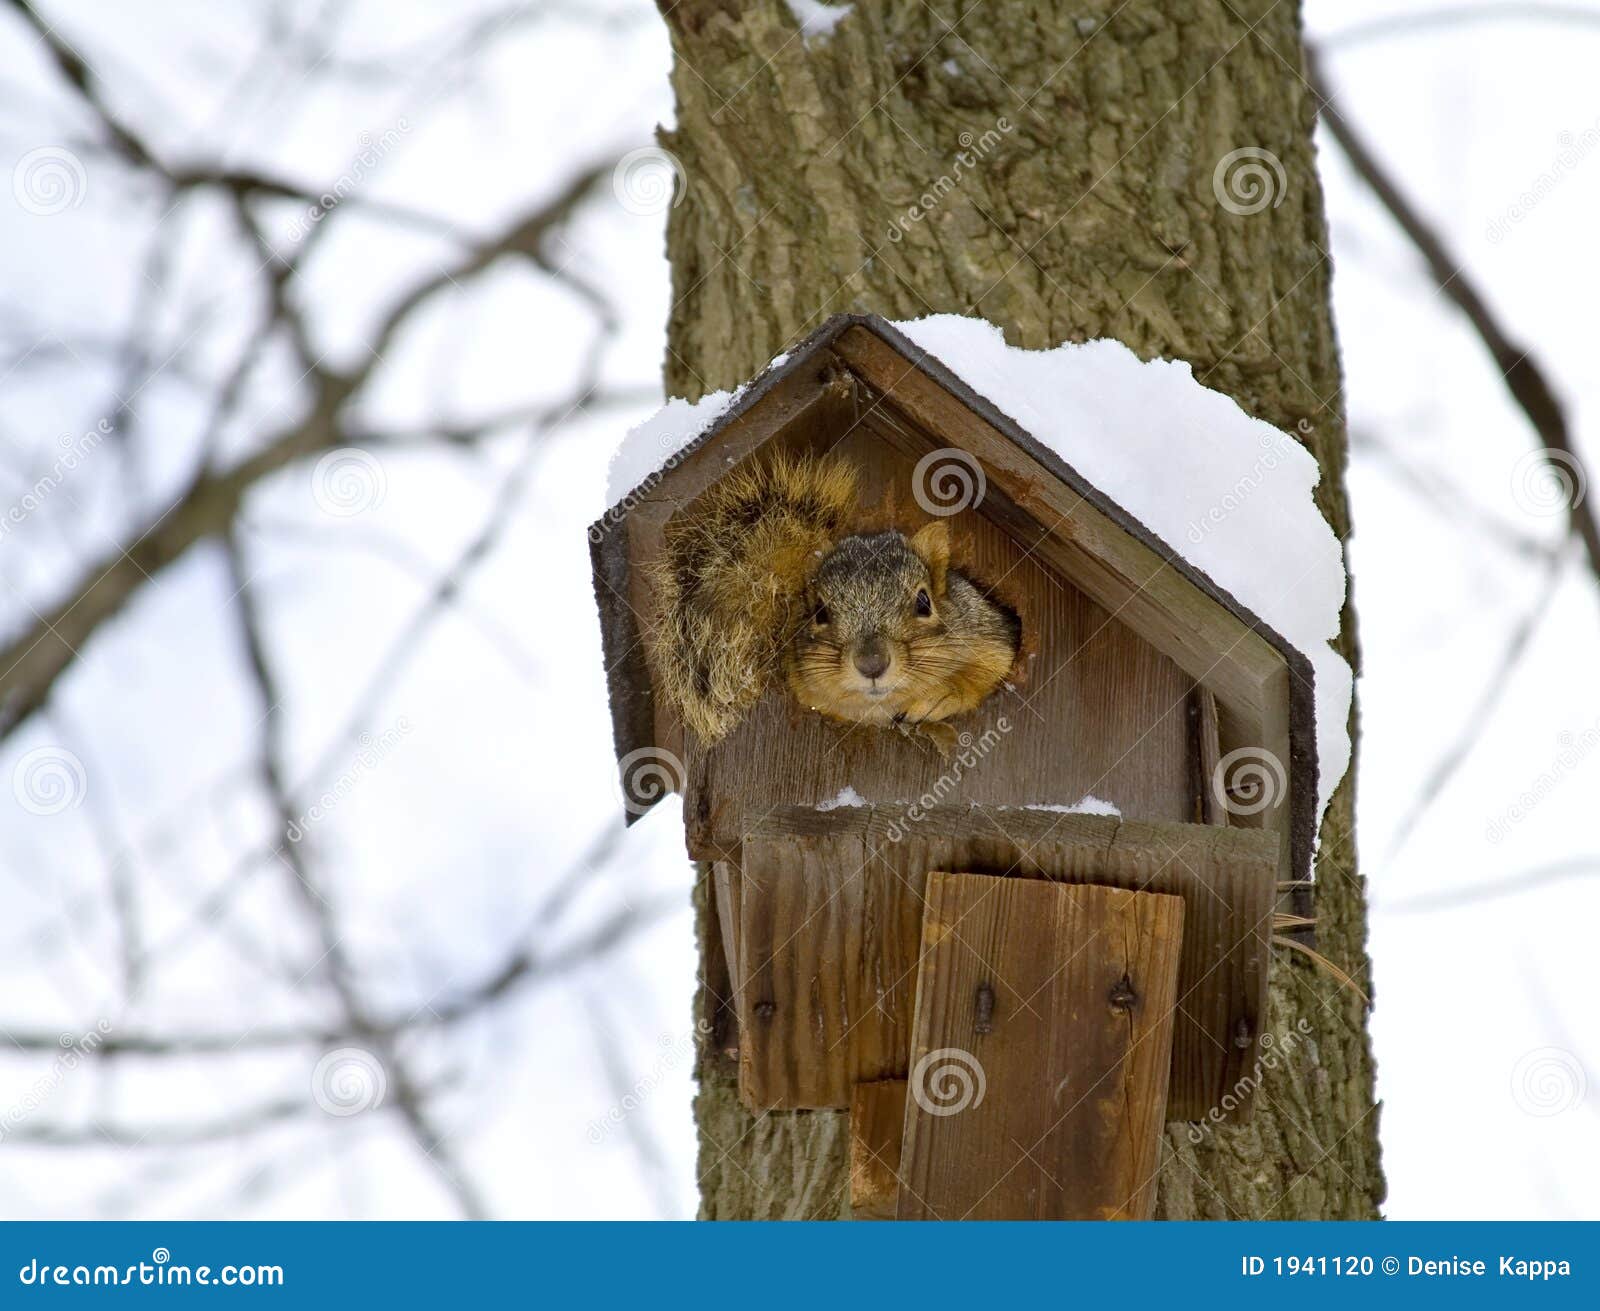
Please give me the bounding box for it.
[848,1080,907,1221]
[896,875,1183,1220]
[734,805,1276,1121]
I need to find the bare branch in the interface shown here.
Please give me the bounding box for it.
[0,1096,309,1148]
[1384,545,1570,860]
[1382,857,1599,914]
[1309,47,1600,583]
[225,534,491,1220]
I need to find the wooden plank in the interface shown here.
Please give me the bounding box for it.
[1192,684,1225,826]
[896,875,1183,1220]
[732,819,908,1107]
[735,805,1276,1121]
[848,1080,907,1221]
[704,860,741,1066]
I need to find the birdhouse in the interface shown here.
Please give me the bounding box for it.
[590,313,1347,1220]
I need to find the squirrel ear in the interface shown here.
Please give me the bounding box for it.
[909,520,950,593]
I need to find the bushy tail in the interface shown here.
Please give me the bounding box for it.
[648,451,857,742]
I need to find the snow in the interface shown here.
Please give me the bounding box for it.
[1009,795,1121,817]
[604,388,738,511]
[609,316,1352,836]
[816,785,867,810]
[894,315,1353,832]
[785,0,852,42]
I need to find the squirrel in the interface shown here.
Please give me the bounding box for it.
[647,450,1021,752]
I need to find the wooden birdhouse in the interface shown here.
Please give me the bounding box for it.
[591,313,1339,1221]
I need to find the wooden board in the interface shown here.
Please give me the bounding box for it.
[734,805,1277,1121]
[896,875,1183,1220]
[848,1080,906,1221]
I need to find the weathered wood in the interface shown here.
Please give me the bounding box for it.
[706,860,741,1062]
[847,1079,906,1221]
[1192,684,1225,826]
[734,805,1276,1121]
[736,817,933,1107]
[896,875,1184,1220]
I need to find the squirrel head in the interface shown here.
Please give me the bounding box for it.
[786,520,1017,727]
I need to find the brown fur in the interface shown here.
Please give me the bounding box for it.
[648,451,1020,746]
[647,451,858,741]
[785,520,1019,738]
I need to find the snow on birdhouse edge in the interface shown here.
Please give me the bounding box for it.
[598,313,1352,845]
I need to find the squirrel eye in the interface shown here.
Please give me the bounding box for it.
[813,603,831,627]
[915,588,932,617]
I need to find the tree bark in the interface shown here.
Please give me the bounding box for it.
[661,0,1382,1220]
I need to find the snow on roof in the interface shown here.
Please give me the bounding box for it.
[602,315,1352,832]
[896,315,1351,829]
[785,0,853,42]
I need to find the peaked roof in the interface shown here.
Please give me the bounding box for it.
[590,313,1321,886]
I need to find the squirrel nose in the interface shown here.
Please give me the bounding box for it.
[853,640,890,682]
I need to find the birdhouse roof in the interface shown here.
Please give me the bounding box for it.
[590,313,1350,886]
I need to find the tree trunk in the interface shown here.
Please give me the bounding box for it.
[661,0,1383,1220]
